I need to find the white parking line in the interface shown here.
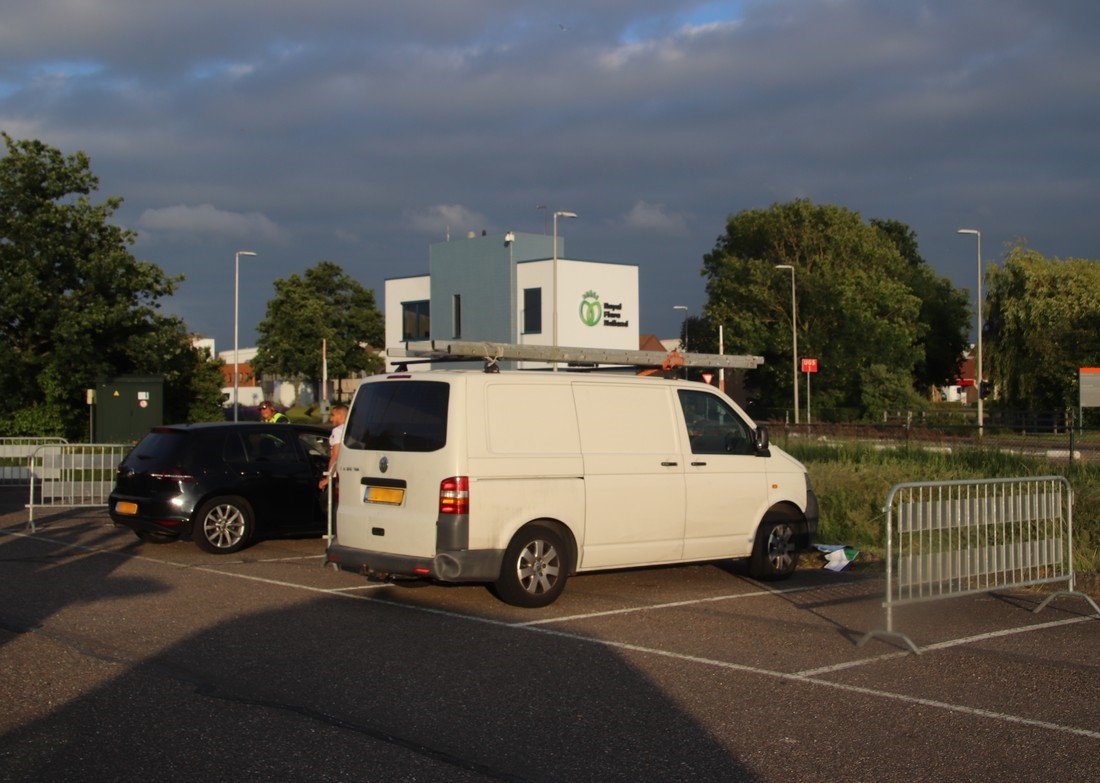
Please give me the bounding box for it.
[795,615,1100,677]
[6,526,1099,741]
[515,584,817,626]
[795,651,914,676]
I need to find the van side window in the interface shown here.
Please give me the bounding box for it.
[677,390,754,455]
[345,381,449,452]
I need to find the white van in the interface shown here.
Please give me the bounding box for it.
[325,370,817,607]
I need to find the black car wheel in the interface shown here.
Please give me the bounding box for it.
[194,496,254,554]
[493,523,569,608]
[135,530,176,545]
[749,519,798,580]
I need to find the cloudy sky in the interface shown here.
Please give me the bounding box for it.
[3,0,1097,350]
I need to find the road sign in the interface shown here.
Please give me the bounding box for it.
[1082,368,1100,408]
[801,358,819,373]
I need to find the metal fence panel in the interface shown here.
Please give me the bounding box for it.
[26,443,130,530]
[859,475,1098,654]
[0,437,68,485]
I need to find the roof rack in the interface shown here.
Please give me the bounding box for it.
[388,340,764,374]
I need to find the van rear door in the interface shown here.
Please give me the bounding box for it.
[337,378,457,558]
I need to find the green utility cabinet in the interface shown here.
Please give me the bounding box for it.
[95,376,164,444]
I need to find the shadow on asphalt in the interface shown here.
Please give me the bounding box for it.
[0,506,761,782]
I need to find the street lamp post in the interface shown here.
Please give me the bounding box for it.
[233,250,257,422]
[775,264,799,424]
[957,228,983,436]
[673,305,688,351]
[551,210,577,371]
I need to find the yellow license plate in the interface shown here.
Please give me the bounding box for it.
[365,486,405,505]
[116,501,138,515]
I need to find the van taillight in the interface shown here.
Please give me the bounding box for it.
[439,476,469,515]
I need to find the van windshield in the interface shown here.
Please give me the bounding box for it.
[344,381,449,452]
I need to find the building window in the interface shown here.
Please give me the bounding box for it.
[452,294,462,339]
[402,300,430,341]
[523,287,542,334]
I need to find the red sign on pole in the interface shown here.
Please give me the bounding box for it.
[701,372,714,386]
[801,358,819,374]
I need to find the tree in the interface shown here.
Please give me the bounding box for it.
[253,261,384,401]
[126,316,227,424]
[871,219,971,392]
[0,134,224,438]
[984,246,1100,412]
[700,200,951,420]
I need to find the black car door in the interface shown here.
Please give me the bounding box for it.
[238,426,317,532]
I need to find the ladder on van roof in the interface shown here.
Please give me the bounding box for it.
[388,339,764,373]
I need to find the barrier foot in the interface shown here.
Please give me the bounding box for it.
[1033,590,1100,617]
[857,629,921,655]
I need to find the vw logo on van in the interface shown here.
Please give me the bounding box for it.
[378,456,389,474]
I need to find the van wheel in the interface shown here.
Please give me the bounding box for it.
[194,496,254,554]
[749,519,798,580]
[494,524,568,608]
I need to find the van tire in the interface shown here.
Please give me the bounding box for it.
[494,524,569,608]
[749,519,798,580]
[194,496,254,554]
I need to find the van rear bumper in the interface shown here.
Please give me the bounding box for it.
[325,540,503,583]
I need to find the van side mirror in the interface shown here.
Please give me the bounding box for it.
[753,425,770,456]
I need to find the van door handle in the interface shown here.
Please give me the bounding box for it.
[660,461,678,467]
[691,461,707,466]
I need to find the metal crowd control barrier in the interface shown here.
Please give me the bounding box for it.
[26,443,131,531]
[859,475,1100,654]
[1,437,68,486]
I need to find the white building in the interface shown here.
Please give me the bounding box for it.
[384,231,639,371]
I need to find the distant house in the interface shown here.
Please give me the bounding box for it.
[936,346,986,404]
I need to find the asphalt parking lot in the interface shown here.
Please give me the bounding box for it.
[1,491,1097,782]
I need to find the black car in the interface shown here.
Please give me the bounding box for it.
[109,422,331,553]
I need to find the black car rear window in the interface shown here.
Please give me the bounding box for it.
[123,430,189,468]
[345,381,449,452]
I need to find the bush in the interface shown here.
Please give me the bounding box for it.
[789,441,1100,573]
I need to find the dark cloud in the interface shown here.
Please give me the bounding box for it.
[2,0,1097,348]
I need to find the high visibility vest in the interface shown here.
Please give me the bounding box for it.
[271,412,289,423]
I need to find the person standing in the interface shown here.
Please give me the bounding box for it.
[319,403,347,491]
[258,401,289,423]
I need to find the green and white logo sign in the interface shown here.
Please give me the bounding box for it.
[578,289,630,328]
[579,290,602,327]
